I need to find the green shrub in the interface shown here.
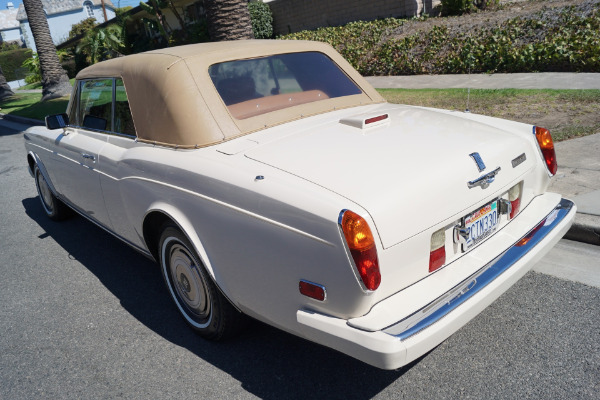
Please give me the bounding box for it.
[0,48,33,81]
[280,4,600,75]
[441,0,473,15]
[283,18,403,69]
[68,17,98,40]
[21,52,41,83]
[24,74,38,84]
[474,0,500,10]
[441,0,500,15]
[249,1,274,39]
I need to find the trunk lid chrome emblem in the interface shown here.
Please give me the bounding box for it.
[512,153,526,168]
[469,152,486,172]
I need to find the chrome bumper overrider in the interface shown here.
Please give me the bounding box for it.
[383,198,575,340]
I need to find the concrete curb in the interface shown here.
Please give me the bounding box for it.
[564,214,600,246]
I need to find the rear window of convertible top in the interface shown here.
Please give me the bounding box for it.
[208,52,362,120]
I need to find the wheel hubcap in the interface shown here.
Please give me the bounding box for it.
[168,244,210,321]
[36,171,53,212]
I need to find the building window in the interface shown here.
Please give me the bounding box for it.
[84,1,93,18]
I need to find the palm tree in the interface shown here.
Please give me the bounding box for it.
[205,0,254,41]
[22,0,72,101]
[0,66,14,100]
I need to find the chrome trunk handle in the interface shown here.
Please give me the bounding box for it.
[468,167,501,189]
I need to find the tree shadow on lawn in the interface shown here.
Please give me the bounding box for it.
[1,94,68,122]
[22,196,415,399]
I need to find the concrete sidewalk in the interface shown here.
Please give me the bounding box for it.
[365,72,600,90]
[366,72,600,245]
[548,134,600,245]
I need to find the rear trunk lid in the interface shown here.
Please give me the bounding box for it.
[246,104,537,248]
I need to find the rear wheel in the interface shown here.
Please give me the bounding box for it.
[34,165,69,221]
[159,226,245,340]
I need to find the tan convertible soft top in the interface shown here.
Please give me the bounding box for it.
[76,40,385,148]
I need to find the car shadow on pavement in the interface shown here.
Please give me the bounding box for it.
[23,197,415,398]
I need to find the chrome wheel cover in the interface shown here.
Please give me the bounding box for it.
[35,169,54,214]
[162,239,211,328]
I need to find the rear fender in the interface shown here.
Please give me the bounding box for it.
[143,203,217,282]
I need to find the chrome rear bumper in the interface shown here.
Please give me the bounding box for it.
[297,197,576,370]
[384,198,574,339]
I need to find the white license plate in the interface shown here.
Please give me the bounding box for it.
[463,201,499,250]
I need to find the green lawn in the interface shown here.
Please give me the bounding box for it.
[0,93,69,120]
[379,88,600,142]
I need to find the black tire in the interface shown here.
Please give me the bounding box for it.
[159,226,245,340]
[34,165,70,221]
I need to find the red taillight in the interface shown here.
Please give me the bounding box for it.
[340,210,381,291]
[299,280,326,301]
[509,198,521,219]
[508,183,522,219]
[429,228,446,273]
[535,126,557,176]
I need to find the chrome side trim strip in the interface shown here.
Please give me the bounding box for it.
[383,198,574,340]
[122,176,334,247]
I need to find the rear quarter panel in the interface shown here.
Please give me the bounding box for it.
[113,143,377,332]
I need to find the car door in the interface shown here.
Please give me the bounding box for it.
[95,78,147,249]
[50,79,113,229]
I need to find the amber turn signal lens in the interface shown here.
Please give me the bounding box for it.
[535,127,557,175]
[340,210,381,291]
[341,210,375,251]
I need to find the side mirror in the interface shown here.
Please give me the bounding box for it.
[45,113,69,130]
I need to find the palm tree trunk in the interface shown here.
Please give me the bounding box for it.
[22,0,72,101]
[0,66,14,100]
[205,0,255,41]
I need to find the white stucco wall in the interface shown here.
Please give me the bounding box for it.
[21,5,116,52]
[0,26,20,42]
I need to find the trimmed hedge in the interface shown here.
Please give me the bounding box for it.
[281,4,600,75]
[441,0,500,16]
[0,48,33,81]
[249,1,273,39]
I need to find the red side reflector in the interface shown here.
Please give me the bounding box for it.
[535,127,557,175]
[365,114,388,125]
[429,246,446,273]
[299,280,326,301]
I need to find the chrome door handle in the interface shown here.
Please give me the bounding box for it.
[82,153,95,161]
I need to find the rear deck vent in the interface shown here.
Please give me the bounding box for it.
[340,113,390,130]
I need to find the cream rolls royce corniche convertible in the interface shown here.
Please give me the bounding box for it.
[24,40,575,370]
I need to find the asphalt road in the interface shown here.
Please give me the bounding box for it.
[1,121,599,399]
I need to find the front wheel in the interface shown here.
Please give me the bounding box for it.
[159,226,245,340]
[34,165,70,221]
